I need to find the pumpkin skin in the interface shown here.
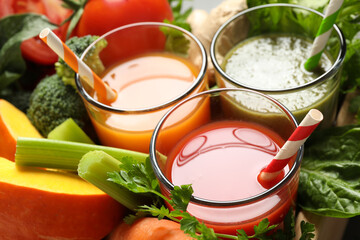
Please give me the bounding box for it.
[0,157,125,240]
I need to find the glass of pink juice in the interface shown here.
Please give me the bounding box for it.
[149,88,303,236]
[75,22,208,153]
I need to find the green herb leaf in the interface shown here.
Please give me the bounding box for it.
[123,211,148,225]
[282,208,296,239]
[196,223,218,240]
[108,157,160,195]
[0,14,57,90]
[162,0,192,55]
[298,125,360,217]
[237,229,249,240]
[139,205,172,220]
[169,184,193,211]
[299,221,316,240]
[167,0,192,32]
[61,0,88,39]
[179,216,199,237]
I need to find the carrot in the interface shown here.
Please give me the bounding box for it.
[108,217,194,240]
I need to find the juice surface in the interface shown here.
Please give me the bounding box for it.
[90,52,206,153]
[166,120,296,235]
[224,34,332,91]
[102,52,197,109]
[167,120,287,200]
[221,34,337,126]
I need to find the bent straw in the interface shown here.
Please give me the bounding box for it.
[304,0,344,71]
[39,28,117,104]
[259,109,323,183]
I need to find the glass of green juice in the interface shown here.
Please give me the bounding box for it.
[75,22,208,153]
[150,88,303,236]
[210,3,346,128]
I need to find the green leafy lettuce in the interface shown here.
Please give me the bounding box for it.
[0,14,57,90]
[298,125,360,218]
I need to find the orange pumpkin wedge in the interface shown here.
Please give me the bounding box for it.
[0,99,42,161]
[0,157,125,240]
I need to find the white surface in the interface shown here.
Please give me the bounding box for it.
[183,0,224,12]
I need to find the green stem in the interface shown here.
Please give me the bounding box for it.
[78,150,151,210]
[15,137,148,171]
[214,233,237,239]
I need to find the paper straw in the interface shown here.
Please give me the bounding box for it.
[304,0,344,71]
[39,28,117,104]
[259,109,323,183]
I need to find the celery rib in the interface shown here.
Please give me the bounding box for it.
[78,150,150,210]
[15,137,148,171]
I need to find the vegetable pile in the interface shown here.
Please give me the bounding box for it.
[0,0,359,239]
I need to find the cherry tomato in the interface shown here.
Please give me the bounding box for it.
[75,0,174,37]
[0,0,72,65]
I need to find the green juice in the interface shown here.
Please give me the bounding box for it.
[221,34,339,127]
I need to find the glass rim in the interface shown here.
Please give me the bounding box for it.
[149,87,304,207]
[75,21,208,113]
[210,3,347,93]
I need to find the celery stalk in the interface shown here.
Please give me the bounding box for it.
[78,150,150,210]
[15,137,148,171]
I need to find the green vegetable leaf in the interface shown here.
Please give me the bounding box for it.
[167,0,192,32]
[108,157,161,197]
[0,13,57,90]
[179,216,199,236]
[140,204,171,220]
[162,0,192,55]
[237,229,249,240]
[298,125,360,217]
[282,208,296,239]
[160,22,190,55]
[235,219,279,240]
[169,184,193,211]
[196,223,218,240]
[123,211,148,225]
[61,0,88,39]
[299,221,315,240]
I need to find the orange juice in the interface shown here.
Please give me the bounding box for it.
[89,52,208,153]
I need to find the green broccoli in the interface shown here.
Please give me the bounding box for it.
[27,74,90,137]
[55,35,107,88]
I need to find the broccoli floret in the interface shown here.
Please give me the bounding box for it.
[55,35,107,88]
[27,74,90,137]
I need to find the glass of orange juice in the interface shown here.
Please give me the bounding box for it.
[75,22,208,153]
[150,88,303,236]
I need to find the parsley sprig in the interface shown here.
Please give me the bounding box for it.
[108,157,315,240]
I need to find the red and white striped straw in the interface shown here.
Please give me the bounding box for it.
[259,109,323,182]
[39,28,117,104]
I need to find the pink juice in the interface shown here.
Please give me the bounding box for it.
[165,120,298,235]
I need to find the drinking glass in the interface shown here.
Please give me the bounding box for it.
[150,88,303,235]
[211,3,346,128]
[76,22,208,153]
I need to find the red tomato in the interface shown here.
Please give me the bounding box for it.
[0,0,71,65]
[75,0,174,37]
